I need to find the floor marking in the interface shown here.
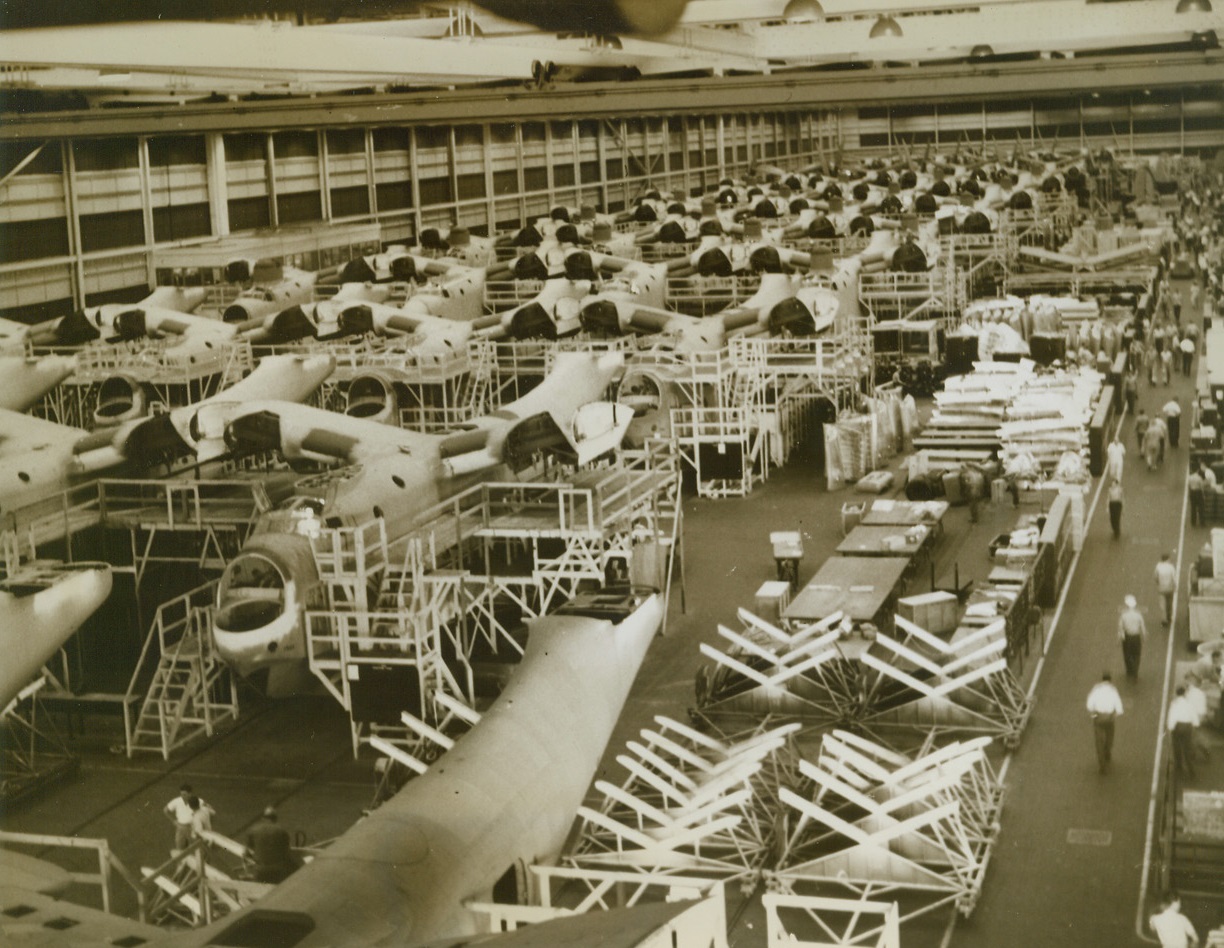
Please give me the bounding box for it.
[1066,828,1113,846]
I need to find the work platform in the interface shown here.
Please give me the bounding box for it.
[298,443,683,757]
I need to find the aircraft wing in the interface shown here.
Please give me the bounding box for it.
[0,355,76,412]
[0,409,88,459]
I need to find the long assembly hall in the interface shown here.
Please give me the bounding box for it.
[1,1,1223,946]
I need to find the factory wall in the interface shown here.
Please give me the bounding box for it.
[1,82,1221,322]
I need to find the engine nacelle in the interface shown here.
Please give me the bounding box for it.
[93,374,148,426]
[345,372,401,426]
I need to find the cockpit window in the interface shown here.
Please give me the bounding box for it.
[227,555,284,591]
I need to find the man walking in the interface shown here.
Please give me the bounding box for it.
[1085,672,1124,773]
[1168,686,1199,780]
[1118,594,1147,680]
[1106,436,1125,482]
[1189,465,1205,527]
[1155,552,1177,626]
[248,805,298,883]
[1108,480,1124,539]
[1163,398,1182,449]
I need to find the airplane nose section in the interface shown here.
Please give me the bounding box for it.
[213,549,302,677]
[512,253,549,281]
[339,256,377,283]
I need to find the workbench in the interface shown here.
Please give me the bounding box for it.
[784,556,911,627]
[836,524,932,563]
[859,499,949,535]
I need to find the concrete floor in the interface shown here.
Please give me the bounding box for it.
[4,293,1223,946]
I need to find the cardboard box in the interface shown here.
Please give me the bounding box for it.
[897,591,960,635]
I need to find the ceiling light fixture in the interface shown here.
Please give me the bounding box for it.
[784,0,825,21]
[1176,0,1212,13]
[869,15,903,39]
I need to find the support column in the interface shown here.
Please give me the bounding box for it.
[205,132,230,237]
[137,137,156,289]
[61,140,85,309]
[265,133,279,227]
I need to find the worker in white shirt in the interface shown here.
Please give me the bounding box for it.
[1168,685,1199,780]
[1085,672,1124,773]
[1155,553,1177,626]
[1150,893,1200,948]
[1163,398,1182,449]
[1185,674,1211,762]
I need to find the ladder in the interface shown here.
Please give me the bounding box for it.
[128,602,238,760]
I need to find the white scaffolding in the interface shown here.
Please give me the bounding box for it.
[772,730,1005,923]
[694,608,1032,749]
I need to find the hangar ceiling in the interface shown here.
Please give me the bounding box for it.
[0,0,1219,108]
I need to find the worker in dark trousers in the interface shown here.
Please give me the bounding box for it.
[1162,398,1181,449]
[1117,594,1146,679]
[1189,465,1205,527]
[1108,480,1124,539]
[247,806,298,883]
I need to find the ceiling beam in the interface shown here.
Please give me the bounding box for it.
[1,49,1219,140]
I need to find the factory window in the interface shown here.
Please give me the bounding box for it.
[85,285,148,306]
[79,209,144,252]
[277,190,323,224]
[0,141,62,176]
[228,195,271,231]
[372,127,407,153]
[72,138,138,171]
[418,177,453,205]
[579,160,600,184]
[688,149,703,168]
[148,135,206,167]
[0,217,69,263]
[605,158,624,180]
[1131,117,1183,136]
[0,297,73,324]
[550,164,573,187]
[524,167,547,191]
[705,148,717,166]
[224,133,266,163]
[326,128,366,154]
[455,125,482,148]
[153,202,211,242]
[1184,115,1224,133]
[375,180,411,210]
[551,121,573,142]
[416,126,448,151]
[274,131,318,159]
[490,124,516,145]
[330,185,370,217]
[456,172,486,200]
[669,150,684,170]
[493,169,518,196]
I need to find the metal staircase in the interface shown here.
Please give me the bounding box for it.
[125,583,238,759]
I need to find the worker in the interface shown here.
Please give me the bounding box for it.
[164,783,203,853]
[1117,594,1146,680]
[1134,408,1150,451]
[1189,465,1205,527]
[1085,672,1124,774]
[1179,333,1196,375]
[1167,686,1199,780]
[1123,370,1139,414]
[1150,893,1200,948]
[1162,398,1181,449]
[1105,436,1125,482]
[959,464,985,523]
[248,806,297,883]
[1143,414,1165,471]
[1155,552,1177,626]
[1107,480,1124,539]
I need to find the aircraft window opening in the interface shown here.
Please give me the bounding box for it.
[392,475,406,488]
[17,471,30,483]
[43,917,80,930]
[373,505,384,519]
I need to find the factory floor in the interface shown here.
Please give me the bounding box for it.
[5,323,1222,947]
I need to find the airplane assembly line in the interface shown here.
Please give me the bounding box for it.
[2,3,1223,945]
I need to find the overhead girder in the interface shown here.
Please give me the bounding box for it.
[2,49,1219,140]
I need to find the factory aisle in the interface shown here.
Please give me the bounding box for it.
[953,347,1202,944]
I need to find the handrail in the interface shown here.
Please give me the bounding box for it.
[0,829,147,921]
